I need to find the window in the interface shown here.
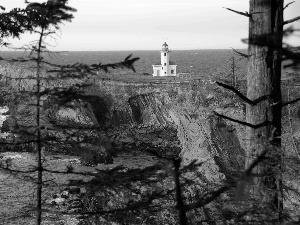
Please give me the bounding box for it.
[171,70,174,74]
[165,72,166,74]
[164,53,166,56]
[162,67,163,70]
[164,63,166,66]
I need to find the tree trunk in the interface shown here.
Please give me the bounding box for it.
[246,0,283,219]
[35,27,44,225]
[232,56,235,87]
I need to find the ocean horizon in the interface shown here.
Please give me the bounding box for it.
[0,49,248,77]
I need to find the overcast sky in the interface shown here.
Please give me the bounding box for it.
[3,0,300,51]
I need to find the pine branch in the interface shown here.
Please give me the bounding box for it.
[223,7,251,17]
[44,200,162,216]
[47,124,101,130]
[244,149,268,176]
[0,8,34,43]
[214,111,270,129]
[0,166,37,174]
[0,140,37,145]
[283,16,300,25]
[47,55,140,75]
[284,1,295,10]
[242,31,299,69]
[43,163,164,179]
[242,34,280,49]
[182,149,268,211]
[183,185,230,211]
[91,54,140,73]
[173,158,188,224]
[282,47,300,69]
[0,57,34,63]
[216,82,270,106]
[43,168,104,176]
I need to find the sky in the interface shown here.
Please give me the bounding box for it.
[2,0,300,51]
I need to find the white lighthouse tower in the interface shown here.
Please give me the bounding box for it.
[152,42,177,77]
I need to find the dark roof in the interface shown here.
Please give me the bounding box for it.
[169,61,176,65]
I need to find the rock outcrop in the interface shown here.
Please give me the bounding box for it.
[84,80,246,181]
[2,76,246,170]
[1,74,249,223]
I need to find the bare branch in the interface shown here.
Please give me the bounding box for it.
[214,111,270,129]
[284,1,295,10]
[223,7,251,17]
[271,96,300,107]
[283,16,300,25]
[231,48,249,58]
[282,97,300,107]
[244,149,267,176]
[216,82,270,106]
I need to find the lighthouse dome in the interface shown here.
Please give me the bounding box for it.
[162,42,169,51]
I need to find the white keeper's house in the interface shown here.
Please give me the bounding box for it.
[152,42,177,77]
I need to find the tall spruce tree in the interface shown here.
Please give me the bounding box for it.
[0,1,139,224]
[218,0,300,222]
[15,1,76,224]
[242,0,284,217]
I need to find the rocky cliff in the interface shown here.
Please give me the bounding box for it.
[0,74,256,223]
[2,72,246,179]
[80,79,247,223]
[82,79,246,179]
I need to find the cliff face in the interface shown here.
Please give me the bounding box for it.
[128,93,171,126]
[2,76,246,179]
[83,80,246,182]
[85,80,175,128]
[83,80,300,220]
[1,77,247,222]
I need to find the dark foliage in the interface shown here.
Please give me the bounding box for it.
[0,8,33,46]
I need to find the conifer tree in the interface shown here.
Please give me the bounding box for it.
[217,0,300,222]
[0,1,139,224]
[3,1,76,224]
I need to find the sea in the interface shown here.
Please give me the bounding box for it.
[0,49,248,78]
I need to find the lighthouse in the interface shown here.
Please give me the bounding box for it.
[152,42,177,77]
